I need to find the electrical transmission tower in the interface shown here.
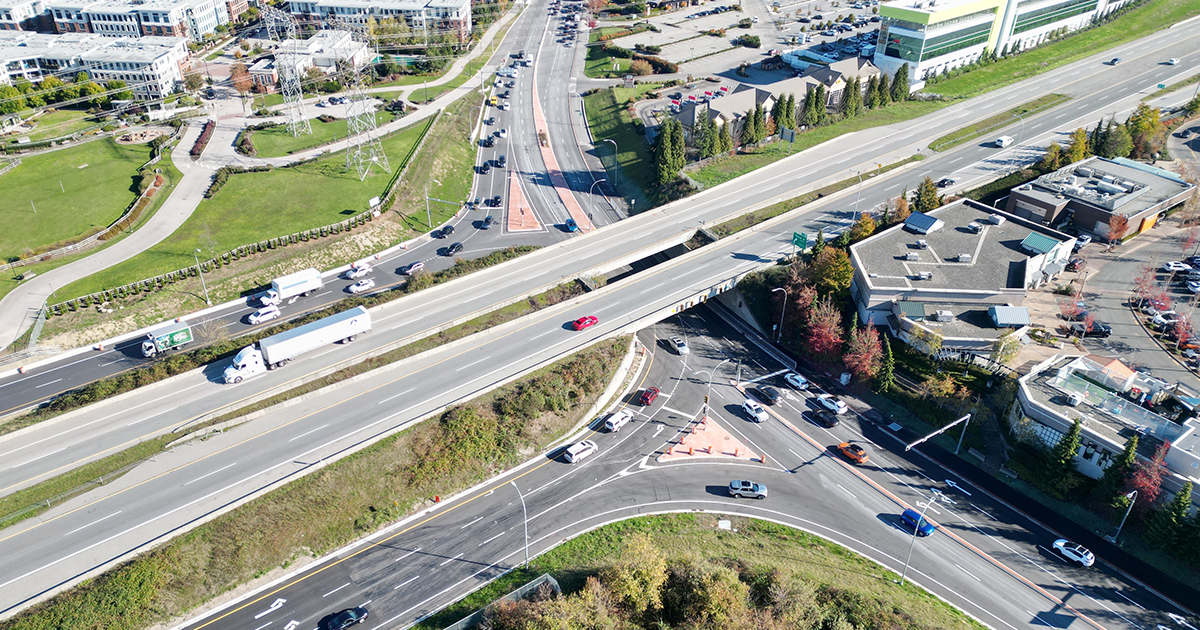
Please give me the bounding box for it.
[263,7,311,137]
[326,18,390,181]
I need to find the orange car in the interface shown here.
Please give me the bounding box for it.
[837,442,869,464]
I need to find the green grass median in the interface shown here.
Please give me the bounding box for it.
[929,93,1071,152]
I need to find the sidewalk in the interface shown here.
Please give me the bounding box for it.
[0,6,522,347]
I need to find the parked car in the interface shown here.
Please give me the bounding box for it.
[248,304,282,325]
[604,409,634,432]
[837,442,869,464]
[728,480,768,499]
[742,399,768,422]
[573,315,598,331]
[1066,258,1086,272]
[1052,539,1095,566]
[1163,261,1192,273]
[817,393,848,414]
[669,336,689,355]
[639,386,660,406]
[403,261,425,275]
[783,372,809,390]
[564,440,598,463]
[329,607,370,629]
[1071,235,1092,251]
[1061,309,1090,322]
[1071,321,1112,337]
[901,509,936,536]
[809,409,840,428]
[754,385,781,405]
[349,278,375,294]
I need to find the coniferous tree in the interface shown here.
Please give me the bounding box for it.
[1100,122,1133,158]
[875,335,895,392]
[865,74,879,109]
[912,176,942,214]
[1146,481,1193,550]
[668,117,686,175]
[876,70,891,106]
[810,230,826,256]
[771,97,785,134]
[718,122,734,153]
[752,103,766,143]
[841,77,862,118]
[784,94,796,129]
[1047,418,1083,482]
[1096,434,1138,503]
[1089,119,1104,152]
[890,64,909,102]
[1065,127,1090,163]
[740,109,757,145]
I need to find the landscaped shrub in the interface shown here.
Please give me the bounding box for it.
[316,114,336,123]
[234,130,255,156]
[190,120,215,158]
[204,164,273,198]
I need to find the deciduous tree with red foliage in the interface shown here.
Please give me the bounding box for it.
[805,296,844,359]
[844,318,883,380]
[1128,442,1170,518]
[1174,316,1192,349]
[1107,214,1130,243]
[1059,300,1083,321]
[1132,261,1157,304]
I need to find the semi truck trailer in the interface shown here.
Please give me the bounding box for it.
[259,268,323,306]
[223,306,371,383]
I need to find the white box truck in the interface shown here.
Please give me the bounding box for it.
[141,320,193,358]
[259,268,323,306]
[223,306,371,383]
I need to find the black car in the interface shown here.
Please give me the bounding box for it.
[438,224,454,238]
[1062,309,1090,322]
[492,195,502,206]
[810,409,841,428]
[936,178,956,188]
[481,215,494,229]
[445,242,464,256]
[478,163,490,174]
[1072,322,1112,337]
[1066,258,1086,272]
[482,136,495,148]
[755,386,781,405]
[329,607,369,629]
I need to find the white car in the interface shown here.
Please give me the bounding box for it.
[499,103,510,111]
[742,399,769,423]
[604,409,634,432]
[344,264,371,280]
[403,261,425,275]
[669,336,689,355]
[994,135,1014,148]
[784,372,809,390]
[349,278,376,294]
[498,128,509,138]
[564,439,598,463]
[1052,539,1095,567]
[1163,261,1192,273]
[817,393,848,414]
[1168,58,1180,65]
[248,304,281,325]
[1188,281,1200,294]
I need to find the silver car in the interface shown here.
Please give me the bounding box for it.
[669,336,689,355]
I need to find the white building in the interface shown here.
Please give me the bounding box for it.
[39,0,231,40]
[0,0,45,30]
[252,29,366,90]
[287,0,473,42]
[0,31,187,99]
[874,0,1135,88]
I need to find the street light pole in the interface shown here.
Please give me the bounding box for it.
[1104,490,1138,544]
[851,168,864,220]
[510,480,530,568]
[771,287,788,343]
[1007,112,1026,173]
[693,358,731,416]
[589,178,607,219]
[898,499,934,586]
[194,248,211,306]
[424,178,442,230]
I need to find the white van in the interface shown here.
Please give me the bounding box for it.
[564,440,598,463]
[994,136,1014,148]
[604,409,634,432]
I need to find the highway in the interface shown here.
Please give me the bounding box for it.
[0,5,1199,620]
[172,309,1187,630]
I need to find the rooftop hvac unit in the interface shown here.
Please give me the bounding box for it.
[905,252,920,261]
[990,214,1006,225]
[958,253,973,262]
[1101,174,1115,184]
[916,239,928,249]
[1019,184,1033,191]
[935,310,954,322]
[1076,167,1093,177]
[1068,392,1083,407]
[967,222,983,233]
[918,271,933,280]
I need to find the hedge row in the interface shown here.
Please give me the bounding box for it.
[600,43,679,74]
[204,164,273,198]
[190,120,215,158]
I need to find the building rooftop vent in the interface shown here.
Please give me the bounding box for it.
[918,271,933,280]
[990,214,1006,225]
[905,252,920,261]
[967,222,983,233]
[935,310,954,322]
[958,253,973,263]
[915,239,928,249]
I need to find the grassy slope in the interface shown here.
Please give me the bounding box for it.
[250,111,397,158]
[583,87,654,210]
[52,121,429,301]
[6,108,97,143]
[4,138,155,260]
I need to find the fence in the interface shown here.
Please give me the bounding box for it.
[441,574,560,630]
[48,207,379,316]
[377,109,442,211]
[0,157,19,176]
[0,455,149,530]
[0,344,62,370]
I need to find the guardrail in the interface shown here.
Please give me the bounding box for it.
[440,574,560,630]
[0,157,19,176]
[0,455,146,530]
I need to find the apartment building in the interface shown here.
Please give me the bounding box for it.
[0,0,46,30]
[0,31,187,99]
[873,0,1134,87]
[38,0,231,40]
[287,0,473,42]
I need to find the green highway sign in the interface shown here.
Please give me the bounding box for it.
[792,232,808,250]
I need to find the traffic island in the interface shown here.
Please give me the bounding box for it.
[505,169,541,232]
[657,415,760,463]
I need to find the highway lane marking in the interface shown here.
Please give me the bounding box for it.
[377,388,415,405]
[460,516,483,529]
[99,359,124,367]
[395,548,420,562]
[0,348,118,389]
[34,378,63,388]
[380,560,503,628]
[529,329,557,341]
[835,483,857,499]
[393,575,420,590]
[660,405,689,417]
[184,462,238,486]
[479,531,505,546]
[456,356,491,372]
[251,623,271,630]
[8,446,67,469]
[439,553,464,566]
[322,583,350,597]
[972,504,998,521]
[64,510,122,537]
[1114,590,1146,610]
[289,424,330,443]
[955,563,981,582]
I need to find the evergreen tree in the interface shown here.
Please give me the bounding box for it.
[811,230,826,256]
[653,119,682,187]
[807,85,827,126]
[1089,119,1104,152]
[1146,481,1193,550]
[912,176,942,214]
[834,229,852,248]
[875,335,895,392]
[1100,122,1133,158]
[784,94,796,129]
[740,109,757,146]
[799,90,814,127]
[1096,434,1138,503]
[865,74,880,109]
[876,70,891,106]
[668,118,686,175]
[694,114,711,158]
[1065,127,1090,163]
[1047,418,1083,482]
[752,103,766,143]
[890,64,909,102]
[842,77,862,118]
[718,122,734,153]
[771,97,785,134]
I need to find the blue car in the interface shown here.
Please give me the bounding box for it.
[901,508,936,536]
[564,219,579,232]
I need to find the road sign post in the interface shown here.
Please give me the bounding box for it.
[792,232,807,257]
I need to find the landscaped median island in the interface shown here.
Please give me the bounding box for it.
[928,94,1071,152]
[0,336,631,630]
[417,516,984,630]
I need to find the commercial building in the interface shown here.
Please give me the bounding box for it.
[0,31,187,99]
[249,29,367,91]
[287,0,473,42]
[1004,156,1196,240]
[848,199,1075,352]
[873,0,1135,87]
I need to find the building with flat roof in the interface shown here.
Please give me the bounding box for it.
[873,0,1135,88]
[287,0,472,42]
[0,31,186,98]
[39,0,231,39]
[849,199,1075,352]
[0,0,46,30]
[45,0,98,33]
[1004,156,1196,239]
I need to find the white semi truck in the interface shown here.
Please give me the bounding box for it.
[259,268,323,306]
[141,320,193,358]
[222,306,371,383]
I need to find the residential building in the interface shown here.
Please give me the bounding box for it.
[45,0,98,33]
[873,0,1135,88]
[848,199,1075,352]
[673,84,774,143]
[82,0,139,36]
[287,0,473,42]
[253,29,366,91]
[0,0,46,30]
[0,31,187,99]
[39,0,230,39]
[1004,156,1196,240]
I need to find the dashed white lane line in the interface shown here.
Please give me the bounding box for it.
[394,547,420,562]
[956,563,981,582]
[323,582,351,597]
[460,516,483,529]
[288,424,329,442]
[836,483,857,499]
[439,553,464,566]
[479,531,505,546]
[393,575,420,590]
[184,462,238,486]
[64,511,122,537]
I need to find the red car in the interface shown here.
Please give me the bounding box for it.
[639,387,660,406]
[572,316,598,331]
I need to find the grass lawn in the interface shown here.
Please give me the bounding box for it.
[924,0,1200,99]
[929,93,1071,151]
[389,92,483,232]
[52,121,431,301]
[250,93,287,109]
[5,108,98,144]
[691,100,943,188]
[585,44,634,78]
[584,87,654,210]
[419,514,984,630]
[250,111,397,157]
[3,138,158,261]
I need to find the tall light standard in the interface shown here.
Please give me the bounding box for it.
[510,480,530,568]
[850,167,864,220]
[898,499,934,586]
[194,248,211,306]
[424,178,442,230]
[1007,112,1026,173]
[771,287,788,342]
[1104,490,1138,544]
[602,138,617,160]
[693,358,731,415]
[589,178,607,220]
